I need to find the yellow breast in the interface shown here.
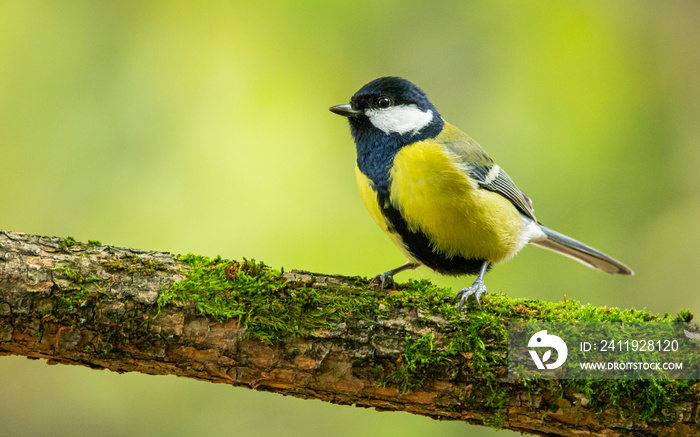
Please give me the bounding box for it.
[355,166,417,262]
[388,141,524,263]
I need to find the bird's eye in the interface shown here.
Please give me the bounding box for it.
[376,96,392,109]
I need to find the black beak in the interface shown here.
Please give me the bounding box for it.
[329,104,361,117]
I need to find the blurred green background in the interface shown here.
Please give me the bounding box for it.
[1,1,699,436]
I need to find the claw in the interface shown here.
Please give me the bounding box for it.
[454,260,491,312]
[369,262,420,290]
[454,280,488,311]
[370,271,395,289]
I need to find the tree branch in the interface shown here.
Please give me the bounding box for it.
[0,230,698,436]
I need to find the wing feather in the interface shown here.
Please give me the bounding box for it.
[437,123,537,221]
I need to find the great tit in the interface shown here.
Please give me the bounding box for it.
[330,77,633,310]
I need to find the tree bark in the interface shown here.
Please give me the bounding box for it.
[0,230,698,436]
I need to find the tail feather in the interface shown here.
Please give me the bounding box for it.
[531,225,633,275]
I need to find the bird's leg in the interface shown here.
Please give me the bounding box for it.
[370,262,420,289]
[455,261,490,311]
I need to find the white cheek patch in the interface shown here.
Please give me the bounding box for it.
[366,104,433,135]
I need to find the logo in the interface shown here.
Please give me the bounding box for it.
[528,330,568,370]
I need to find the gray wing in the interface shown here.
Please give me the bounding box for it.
[438,127,537,222]
[469,163,536,221]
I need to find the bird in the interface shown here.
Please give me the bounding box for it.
[329,76,633,310]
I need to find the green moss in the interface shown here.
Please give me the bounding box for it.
[59,236,76,253]
[87,239,102,246]
[52,266,104,286]
[483,389,508,429]
[562,378,697,423]
[158,255,383,344]
[676,309,694,323]
[381,333,454,392]
[155,258,697,426]
[48,267,107,316]
[104,256,165,276]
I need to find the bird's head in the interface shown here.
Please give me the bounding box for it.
[330,77,443,146]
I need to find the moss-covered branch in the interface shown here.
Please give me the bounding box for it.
[0,230,698,436]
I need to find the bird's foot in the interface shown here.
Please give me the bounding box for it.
[370,271,395,289]
[369,262,420,290]
[454,279,488,311]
